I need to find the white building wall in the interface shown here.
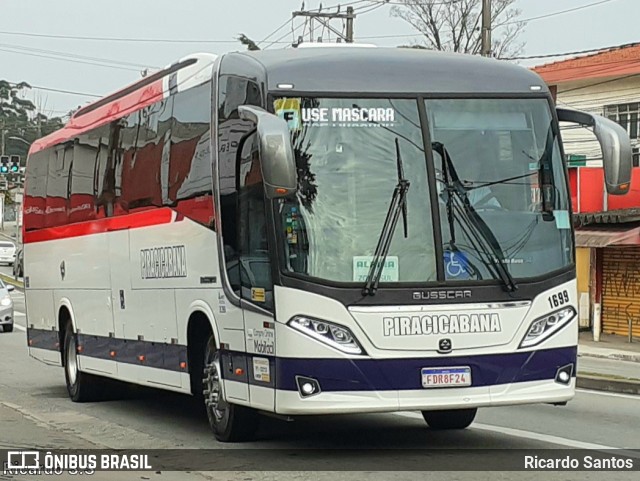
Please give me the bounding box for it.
[555,76,640,165]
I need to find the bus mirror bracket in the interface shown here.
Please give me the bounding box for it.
[557,107,632,195]
[238,105,297,199]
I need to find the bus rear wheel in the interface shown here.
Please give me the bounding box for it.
[421,408,477,430]
[202,335,259,442]
[63,321,103,402]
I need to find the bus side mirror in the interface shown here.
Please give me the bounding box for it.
[557,107,632,195]
[238,105,297,199]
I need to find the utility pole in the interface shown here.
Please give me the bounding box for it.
[346,6,355,43]
[481,0,492,57]
[292,5,356,45]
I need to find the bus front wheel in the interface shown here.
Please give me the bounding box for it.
[202,335,259,442]
[421,408,477,430]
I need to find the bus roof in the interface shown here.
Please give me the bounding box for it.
[236,47,548,96]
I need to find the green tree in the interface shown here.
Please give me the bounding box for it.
[391,0,526,58]
[0,80,64,162]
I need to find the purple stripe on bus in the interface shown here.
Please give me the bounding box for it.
[274,346,576,391]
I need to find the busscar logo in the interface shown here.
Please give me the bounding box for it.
[413,290,472,301]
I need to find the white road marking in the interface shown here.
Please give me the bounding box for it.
[12,323,26,332]
[394,411,639,455]
[14,311,25,316]
[576,388,640,400]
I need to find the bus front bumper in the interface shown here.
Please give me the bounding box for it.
[271,346,577,415]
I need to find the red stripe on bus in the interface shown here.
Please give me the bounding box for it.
[24,208,177,244]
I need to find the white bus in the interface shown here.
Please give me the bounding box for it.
[24,48,631,442]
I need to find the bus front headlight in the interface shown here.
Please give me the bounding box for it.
[519,306,576,348]
[289,316,365,355]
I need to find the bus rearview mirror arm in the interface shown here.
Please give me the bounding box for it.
[238,105,297,199]
[556,107,632,195]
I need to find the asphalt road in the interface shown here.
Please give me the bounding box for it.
[1,290,639,481]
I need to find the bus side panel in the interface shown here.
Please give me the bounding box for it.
[26,289,59,365]
[55,288,116,376]
[24,234,112,290]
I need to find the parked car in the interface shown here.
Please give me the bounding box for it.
[12,246,23,278]
[0,279,15,333]
[0,241,16,266]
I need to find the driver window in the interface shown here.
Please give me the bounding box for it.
[237,132,274,310]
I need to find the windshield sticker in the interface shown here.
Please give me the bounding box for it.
[353,256,399,282]
[554,210,571,229]
[274,99,397,129]
[444,250,472,280]
[274,98,302,130]
[301,107,396,127]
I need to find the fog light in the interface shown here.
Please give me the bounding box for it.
[296,376,321,397]
[555,364,574,385]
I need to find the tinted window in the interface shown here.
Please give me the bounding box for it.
[71,125,109,224]
[119,98,173,213]
[45,142,73,227]
[24,149,49,231]
[169,83,213,225]
[217,75,268,306]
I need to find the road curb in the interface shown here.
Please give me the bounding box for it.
[0,272,24,289]
[578,351,640,363]
[577,374,640,395]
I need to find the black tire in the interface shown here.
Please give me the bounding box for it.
[3,324,13,333]
[422,408,477,430]
[63,321,103,402]
[202,334,259,442]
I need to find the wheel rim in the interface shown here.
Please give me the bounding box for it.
[66,335,78,386]
[204,350,228,422]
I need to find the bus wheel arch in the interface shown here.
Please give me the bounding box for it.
[186,310,215,397]
[185,309,259,442]
[57,301,76,366]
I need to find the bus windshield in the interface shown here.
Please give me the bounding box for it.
[273,97,572,286]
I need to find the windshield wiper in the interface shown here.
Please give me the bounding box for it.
[433,142,518,292]
[363,138,410,296]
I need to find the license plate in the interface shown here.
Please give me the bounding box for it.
[421,366,471,388]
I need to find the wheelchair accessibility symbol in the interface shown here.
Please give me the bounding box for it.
[444,250,470,280]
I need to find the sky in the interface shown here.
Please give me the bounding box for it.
[1,0,637,118]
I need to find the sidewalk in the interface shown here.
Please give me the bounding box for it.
[577,331,640,395]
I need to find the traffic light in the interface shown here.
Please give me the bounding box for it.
[0,155,9,175]
[9,155,20,173]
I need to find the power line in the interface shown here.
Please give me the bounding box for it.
[0,47,144,72]
[263,21,306,49]
[256,17,293,47]
[560,73,640,95]
[503,0,619,26]
[0,42,158,69]
[355,1,388,15]
[28,85,102,98]
[8,81,101,98]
